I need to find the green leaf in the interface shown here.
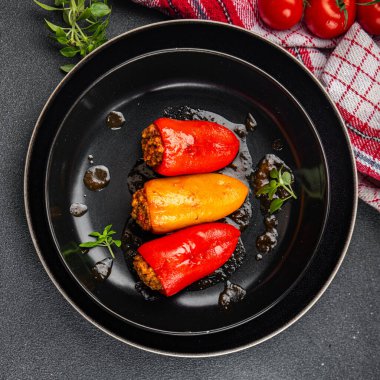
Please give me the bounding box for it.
[55,0,69,5]
[268,187,277,200]
[78,7,93,21]
[270,198,283,214]
[60,63,75,73]
[103,224,112,234]
[44,19,60,32]
[60,46,79,57]
[83,21,101,31]
[97,236,106,244]
[63,10,70,25]
[269,180,277,188]
[89,231,101,237]
[113,240,122,248]
[56,36,68,45]
[34,0,62,11]
[282,172,292,185]
[77,0,86,10]
[79,241,99,248]
[90,3,111,18]
[269,169,278,179]
[256,183,272,196]
[55,27,66,37]
[87,44,95,53]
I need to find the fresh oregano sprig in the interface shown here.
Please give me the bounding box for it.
[256,167,297,214]
[79,224,121,259]
[34,0,111,73]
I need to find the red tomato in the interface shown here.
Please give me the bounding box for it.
[258,0,304,30]
[357,0,380,35]
[304,0,356,39]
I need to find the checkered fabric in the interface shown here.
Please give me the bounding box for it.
[131,0,380,211]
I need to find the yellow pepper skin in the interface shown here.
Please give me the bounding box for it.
[134,173,248,234]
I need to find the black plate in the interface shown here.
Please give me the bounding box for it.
[25,20,357,355]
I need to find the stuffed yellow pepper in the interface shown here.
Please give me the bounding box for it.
[131,173,248,234]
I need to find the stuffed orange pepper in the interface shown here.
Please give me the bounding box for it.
[141,118,239,176]
[131,173,248,234]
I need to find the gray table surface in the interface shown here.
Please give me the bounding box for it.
[1,1,379,379]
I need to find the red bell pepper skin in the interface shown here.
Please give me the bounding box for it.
[154,118,239,176]
[137,223,240,296]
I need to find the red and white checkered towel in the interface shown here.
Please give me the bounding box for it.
[132,0,380,211]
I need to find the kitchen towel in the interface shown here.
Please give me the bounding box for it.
[132,0,380,211]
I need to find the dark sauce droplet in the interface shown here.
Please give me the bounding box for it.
[106,111,125,130]
[91,257,113,282]
[219,280,246,310]
[272,139,284,151]
[256,227,278,254]
[127,159,158,194]
[234,125,247,138]
[245,112,257,132]
[135,282,159,301]
[83,165,110,191]
[70,203,88,217]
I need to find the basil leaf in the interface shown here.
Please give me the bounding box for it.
[78,7,92,21]
[44,19,61,32]
[60,46,79,57]
[90,3,111,18]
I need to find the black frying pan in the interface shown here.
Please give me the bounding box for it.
[24,20,357,356]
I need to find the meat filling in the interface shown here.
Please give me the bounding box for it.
[141,124,164,168]
[131,188,151,231]
[133,253,162,291]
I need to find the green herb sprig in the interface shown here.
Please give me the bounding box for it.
[79,224,121,259]
[34,0,111,73]
[256,167,297,214]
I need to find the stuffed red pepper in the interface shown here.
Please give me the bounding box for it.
[141,118,239,176]
[134,222,240,296]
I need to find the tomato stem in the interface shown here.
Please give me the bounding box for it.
[356,0,379,4]
[336,0,349,28]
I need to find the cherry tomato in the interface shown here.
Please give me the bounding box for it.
[304,0,356,39]
[357,0,380,35]
[258,0,304,30]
